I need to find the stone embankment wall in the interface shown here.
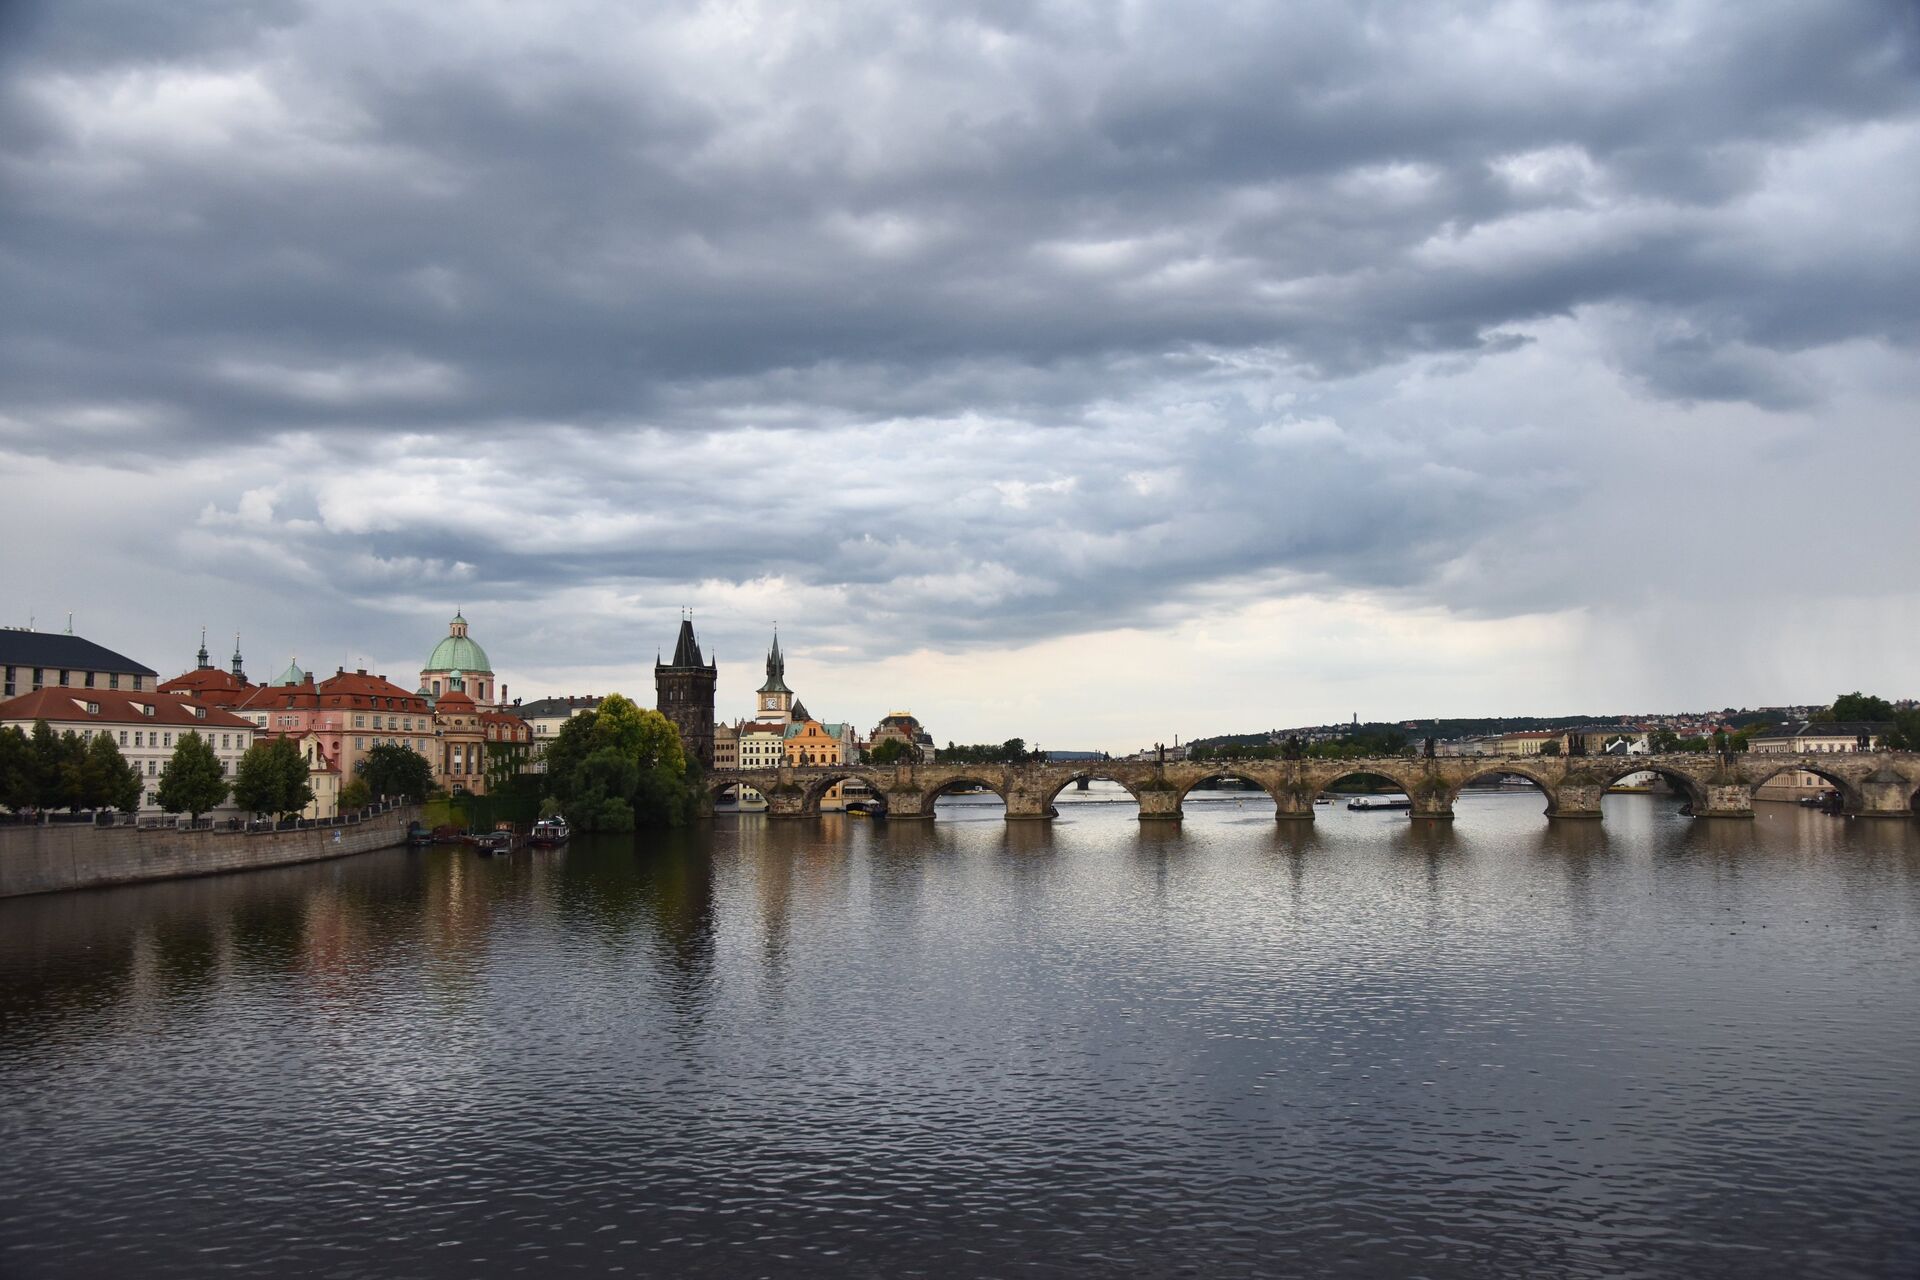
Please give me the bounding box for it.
[0,807,419,899]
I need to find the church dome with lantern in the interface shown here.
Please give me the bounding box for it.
[420,611,499,708]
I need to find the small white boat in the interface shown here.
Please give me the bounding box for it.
[529,817,571,847]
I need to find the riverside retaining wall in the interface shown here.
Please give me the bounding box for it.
[0,807,419,899]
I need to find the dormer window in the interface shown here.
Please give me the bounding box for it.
[195,706,207,719]
[85,701,99,715]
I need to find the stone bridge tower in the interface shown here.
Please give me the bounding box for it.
[655,616,717,769]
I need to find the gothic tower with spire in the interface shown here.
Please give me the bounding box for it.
[655,615,717,769]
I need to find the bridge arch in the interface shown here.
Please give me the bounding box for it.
[1741,758,1864,812]
[707,774,771,805]
[1175,769,1279,811]
[798,769,889,813]
[1044,770,1145,808]
[1317,764,1423,804]
[1586,760,1708,808]
[1449,763,1558,813]
[924,774,1009,806]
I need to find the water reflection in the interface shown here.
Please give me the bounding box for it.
[0,796,1917,1280]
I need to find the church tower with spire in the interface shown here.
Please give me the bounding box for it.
[654,614,717,769]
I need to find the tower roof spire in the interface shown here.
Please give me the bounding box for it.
[758,629,791,694]
[196,626,210,670]
[668,614,704,667]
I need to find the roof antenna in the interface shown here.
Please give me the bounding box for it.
[66,611,73,634]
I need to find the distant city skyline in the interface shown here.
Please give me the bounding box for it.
[3,1,1915,751]
[6,609,1908,757]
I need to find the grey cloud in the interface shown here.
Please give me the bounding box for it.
[3,0,1918,681]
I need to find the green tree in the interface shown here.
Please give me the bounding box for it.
[81,731,142,814]
[0,725,32,812]
[339,777,372,810]
[358,742,435,801]
[27,720,74,811]
[1820,692,1896,724]
[539,693,696,830]
[156,730,230,823]
[53,729,90,812]
[233,737,315,820]
[868,737,913,766]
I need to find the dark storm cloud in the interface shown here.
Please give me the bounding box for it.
[3,0,1918,665]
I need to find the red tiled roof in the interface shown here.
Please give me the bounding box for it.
[159,668,256,701]
[0,687,259,730]
[317,669,432,712]
[235,684,322,712]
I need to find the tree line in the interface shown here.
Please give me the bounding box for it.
[1189,728,1411,762]
[0,721,440,824]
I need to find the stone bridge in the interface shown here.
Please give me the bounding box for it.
[704,753,1920,821]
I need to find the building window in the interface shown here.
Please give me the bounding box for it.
[32,668,43,689]
[84,671,96,688]
[164,732,173,747]
[109,673,119,689]
[147,760,155,775]
[119,731,128,746]
[355,737,364,749]
[354,715,365,728]
[59,669,70,686]
[134,731,143,748]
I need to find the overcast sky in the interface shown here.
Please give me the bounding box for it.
[3,0,1916,750]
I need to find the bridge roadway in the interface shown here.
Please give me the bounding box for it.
[704,752,1920,821]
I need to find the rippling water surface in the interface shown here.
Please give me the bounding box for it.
[4,791,1919,1278]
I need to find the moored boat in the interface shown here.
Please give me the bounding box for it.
[1346,796,1412,811]
[474,829,519,855]
[529,816,571,846]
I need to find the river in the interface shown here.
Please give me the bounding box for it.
[3,789,1917,1278]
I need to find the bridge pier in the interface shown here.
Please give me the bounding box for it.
[1545,783,1604,820]
[1004,792,1055,820]
[1409,793,1454,819]
[1855,767,1918,818]
[1696,783,1755,819]
[1274,793,1315,822]
[880,787,935,820]
[1137,788,1182,821]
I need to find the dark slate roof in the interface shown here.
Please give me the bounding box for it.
[667,618,705,667]
[517,695,603,719]
[0,629,156,675]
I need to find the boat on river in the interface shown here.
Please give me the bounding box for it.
[473,830,519,856]
[529,817,571,846]
[1347,796,1412,811]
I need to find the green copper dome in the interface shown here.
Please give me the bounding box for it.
[425,612,492,673]
[275,657,306,686]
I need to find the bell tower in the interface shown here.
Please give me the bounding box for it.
[654,614,717,769]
